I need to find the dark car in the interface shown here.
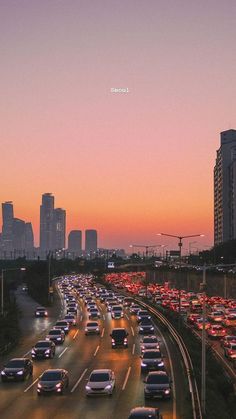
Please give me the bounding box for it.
[143,371,171,399]
[46,329,65,344]
[110,328,129,348]
[54,321,70,334]
[137,310,151,323]
[35,307,48,317]
[1,358,33,382]
[37,369,69,395]
[31,340,56,359]
[140,350,164,372]
[139,319,155,335]
[128,407,162,419]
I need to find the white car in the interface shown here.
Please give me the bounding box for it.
[85,321,100,335]
[140,336,160,352]
[85,369,115,395]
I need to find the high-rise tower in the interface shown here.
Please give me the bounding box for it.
[85,229,98,255]
[53,208,66,250]
[40,193,54,251]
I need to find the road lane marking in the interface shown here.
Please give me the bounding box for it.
[80,315,83,321]
[73,330,79,340]
[132,343,135,355]
[71,368,88,393]
[101,328,105,338]
[103,314,106,320]
[24,377,39,393]
[125,314,129,320]
[22,350,31,357]
[94,345,100,356]
[131,326,135,336]
[122,366,131,390]
[58,347,68,358]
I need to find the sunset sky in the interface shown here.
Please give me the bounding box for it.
[1,0,236,252]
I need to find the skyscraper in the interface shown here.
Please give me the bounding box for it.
[214,129,236,245]
[40,193,54,251]
[25,222,34,250]
[68,230,82,255]
[12,218,26,250]
[53,208,66,250]
[2,201,14,251]
[85,229,98,255]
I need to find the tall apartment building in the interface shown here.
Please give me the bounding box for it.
[214,129,236,245]
[40,193,55,251]
[68,230,82,254]
[53,208,66,250]
[85,229,98,255]
[2,201,14,251]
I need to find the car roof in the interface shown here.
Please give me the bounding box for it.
[9,358,28,361]
[112,328,127,331]
[91,369,112,374]
[129,407,158,415]
[147,371,167,376]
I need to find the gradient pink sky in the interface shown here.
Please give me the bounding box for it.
[1,0,236,251]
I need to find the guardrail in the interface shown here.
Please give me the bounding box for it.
[131,296,203,419]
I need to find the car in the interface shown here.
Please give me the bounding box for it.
[88,309,100,319]
[208,311,225,323]
[224,343,236,360]
[64,314,77,326]
[35,307,48,317]
[139,320,155,335]
[111,305,124,319]
[207,325,227,339]
[54,320,70,334]
[129,304,141,315]
[222,314,236,328]
[110,328,129,348]
[143,371,171,399]
[128,407,163,419]
[85,369,115,396]
[195,318,211,331]
[85,321,100,335]
[37,369,69,395]
[137,310,151,323]
[1,358,33,382]
[46,329,65,344]
[31,340,55,359]
[140,336,160,352]
[140,350,164,372]
[67,306,77,315]
[187,313,201,325]
[220,335,236,348]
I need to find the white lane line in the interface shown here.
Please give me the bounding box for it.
[131,326,135,336]
[94,345,100,356]
[132,343,135,355]
[122,366,131,391]
[125,314,129,320]
[103,314,106,320]
[24,377,39,393]
[58,347,68,358]
[22,350,31,357]
[101,328,105,338]
[71,368,88,393]
[73,330,79,340]
[80,315,83,321]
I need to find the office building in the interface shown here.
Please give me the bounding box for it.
[2,201,14,251]
[85,229,98,255]
[12,218,26,250]
[53,208,66,250]
[214,129,236,245]
[68,230,82,254]
[25,222,34,250]
[40,193,54,251]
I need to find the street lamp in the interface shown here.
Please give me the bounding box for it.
[157,233,204,262]
[1,267,26,316]
[129,244,161,259]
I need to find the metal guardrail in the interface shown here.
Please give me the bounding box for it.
[133,297,203,419]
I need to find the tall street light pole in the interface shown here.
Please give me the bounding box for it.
[1,267,26,316]
[157,233,204,264]
[129,244,161,259]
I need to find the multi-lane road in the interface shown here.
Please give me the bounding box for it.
[0,278,191,419]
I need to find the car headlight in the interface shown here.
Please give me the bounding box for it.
[45,349,50,354]
[164,389,170,394]
[45,312,48,315]
[55,383,62,388]
[105,384,112,390]
[141,362,147,367]
[17,370,24,375]
[150,327,154,331]
[1,371,6,375]
[57,337,62,340]
[158,361,164,367]
[85,385,91,390]
[96,328,99,331]
[31,349,36,354]
[36,312,40,315]
[140,327,144,331]
[37,383,42,388]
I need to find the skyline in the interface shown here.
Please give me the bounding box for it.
[1,1,236,250]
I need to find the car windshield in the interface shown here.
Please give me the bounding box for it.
[113,306,122,311]
[87,322,98,327]
[56,322,67,326]
[35,342,50,348]
[140,320,152,325]
[65,316,74,319]
[143,351,161,358]
[143,338,158,343]
[6,360,24,368]
[37,308,45,311]
[49,330,61,335]
[90,373,110,382]
[112,330,127,337]
[147,374,169,384]
[230,345,236,350]
[41,371,61,381]
[90,309,98,312]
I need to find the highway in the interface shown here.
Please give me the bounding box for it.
[0,279,190,419]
